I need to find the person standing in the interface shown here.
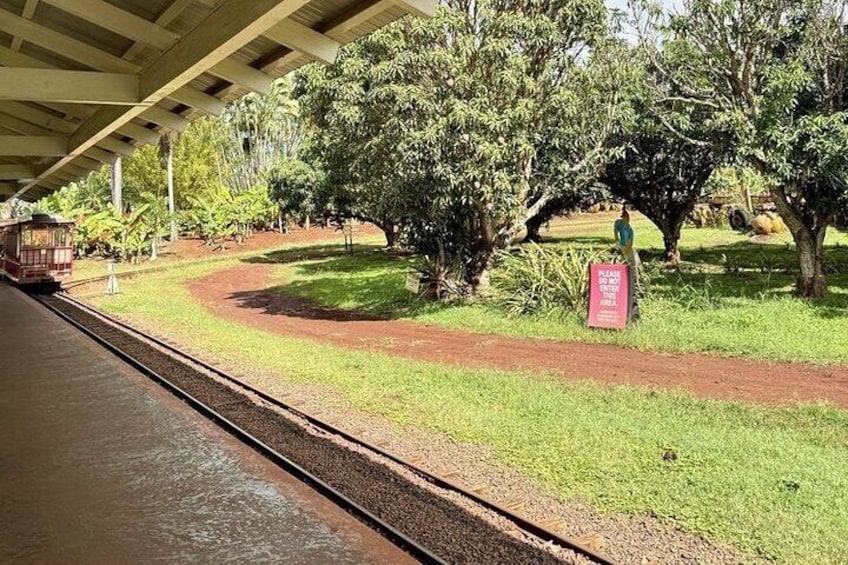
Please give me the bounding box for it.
[613,207,639,321]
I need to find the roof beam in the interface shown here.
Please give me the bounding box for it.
[10,0,38,52]
[392,0,438,18]
[141,106,190,132]
[0,110,55,136]
[139,0,310,100]
[40,0,180,51]
[0,46,190,128]
[116,122,159,145]
[82,147,118,165]
[0,8,137,73]
[0,13,222,117]
[0,68,141,105]
[0,164,34,179]
[0,136,67,156]
[42,0,272,96]
[0,101,75,134]
[169,87,226,116]
[96,136,135,157]
[19,0,313,199]
[264,19,340,64]
[205,58,274,94]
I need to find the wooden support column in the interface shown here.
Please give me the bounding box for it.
[166,146,176,241]
[111,156,122,212]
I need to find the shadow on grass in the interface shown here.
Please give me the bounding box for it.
[242,243,355,266]
[237,245,450,321]
[540,235,848,313]
[225,284,385,322]
[236,236,848,323]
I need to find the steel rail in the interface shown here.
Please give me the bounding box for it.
[35,293,448,565]
[53,291,617,565]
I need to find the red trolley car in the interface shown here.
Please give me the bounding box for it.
[1,214,74,284]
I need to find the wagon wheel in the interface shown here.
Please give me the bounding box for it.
[727,206,752,232]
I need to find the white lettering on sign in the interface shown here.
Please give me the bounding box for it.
[596,269,621,307]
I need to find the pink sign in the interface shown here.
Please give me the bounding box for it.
[587,264,630,329]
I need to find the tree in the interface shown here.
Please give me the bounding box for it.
[158,131,179,241]
[268,157,318,232]
[602,118,718,262]
[635,0,848,296]
[298,1,627,289]
[217,79,304,194]
[296,30,416,249]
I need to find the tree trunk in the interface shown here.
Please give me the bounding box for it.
[771,186,829,298]
[661,220,683,263]
[382,222,401,250]
[304,215,311,230]
[523,215,544,243]
[465,248,495,292]
[794,226,827,298]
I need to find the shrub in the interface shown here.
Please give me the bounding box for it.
[493,244,615,317]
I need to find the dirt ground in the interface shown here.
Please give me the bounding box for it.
[188,263,848,410]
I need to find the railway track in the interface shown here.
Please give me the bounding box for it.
[35,291,616,565]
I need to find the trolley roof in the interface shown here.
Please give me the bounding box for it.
[0,0,435,203]
[10,213,73,225]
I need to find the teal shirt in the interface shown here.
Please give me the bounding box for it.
[614,219,634,249]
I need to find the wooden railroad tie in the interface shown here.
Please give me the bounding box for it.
[502,498,525,513]
[574,531,606,553]
[538,516,564,533]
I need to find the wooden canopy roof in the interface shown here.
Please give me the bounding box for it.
[0,0,435,202]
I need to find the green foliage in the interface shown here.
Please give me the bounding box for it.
[705,167,770,204]
[493,243,613,316]
[184,191,235,248]
[217,79,304,194]
[230,185,276,240]
[638,0,848,295]
[268,157,318,228]
[297,0,631,286]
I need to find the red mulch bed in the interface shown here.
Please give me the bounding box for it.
[187,264,848,410]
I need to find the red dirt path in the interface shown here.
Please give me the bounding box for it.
[188,263,848,409]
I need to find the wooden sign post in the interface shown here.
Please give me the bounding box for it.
[587,263,631,329]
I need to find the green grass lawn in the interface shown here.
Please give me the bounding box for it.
[91,260,848,564]
[267,216,848,364]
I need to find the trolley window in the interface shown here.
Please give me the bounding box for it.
[22,228,50,248]
[51,227,70,247]
[20,227,70,248]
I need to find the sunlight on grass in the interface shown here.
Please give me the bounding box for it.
[91,262,848,564]
[273,216,848,364]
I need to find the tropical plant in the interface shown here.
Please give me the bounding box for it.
[184,192,235,249]
[494,244,614,316]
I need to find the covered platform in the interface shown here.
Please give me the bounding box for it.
[0,283,413,563]
[0,0,434,203]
